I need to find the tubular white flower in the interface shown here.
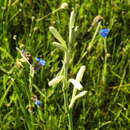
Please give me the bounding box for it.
[69,79,83,90]
[74,91,87,99]
[69,91,87,109]
[48,75,64,86]
[76,65,86,82]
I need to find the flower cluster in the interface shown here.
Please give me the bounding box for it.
[26,95,42,112]
[16,47,46,70]
[31,95,41,107]
[48,65,87,110]
[35,57,46,66]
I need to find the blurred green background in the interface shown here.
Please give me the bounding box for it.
[0,0,130,129]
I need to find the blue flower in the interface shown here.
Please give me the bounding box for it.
[34,100,41,106]
[35,58,46,66]
[99,28,109,38]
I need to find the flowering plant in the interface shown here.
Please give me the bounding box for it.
[99,28,109,38]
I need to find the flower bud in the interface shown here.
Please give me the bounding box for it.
[91,15,103,27]
[60,2,68,9]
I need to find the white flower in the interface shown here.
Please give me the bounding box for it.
[76,65,86,82]
[48,75,64,86]
[75,91,87,99]
[69,79,83,90]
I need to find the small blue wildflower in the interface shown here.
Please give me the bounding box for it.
[99,28,109,38]
[34,100,41,106]
[35,58,46,66]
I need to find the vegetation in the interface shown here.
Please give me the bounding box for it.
[0,0,130,129]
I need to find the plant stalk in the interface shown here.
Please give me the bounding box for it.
[63,50,73,130]
[102,38,107,86]
[78,21,101,64]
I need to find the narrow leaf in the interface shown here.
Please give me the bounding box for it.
[53,42,67,51]
[49,26,66,46]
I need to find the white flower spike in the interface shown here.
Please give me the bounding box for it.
[69,79,83,90]
[76,65,86,82]
[48,75,64,86]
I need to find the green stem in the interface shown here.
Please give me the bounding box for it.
[63,51,68,111]
[68,108,73,130]
[36,8,62,22]
[102,38,107,86]
[63,51,73,130]
[87,21,101,52]
[78,21,101,64]
[29,65,34,130]
[104,38,107,54]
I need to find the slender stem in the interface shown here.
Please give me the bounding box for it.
[29,65,35,130]
[63,51,69,111]
[68,108,73,130]
[72,87,77,99]
[87,21,101,52]
[78,21,101,64]
[102,38,107,86]
[62,51,73,130]
[104,38,107,54]
[36,8,62,22]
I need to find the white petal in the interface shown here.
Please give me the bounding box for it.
[76,65,86,82]
[69,79,83,90]
[75,91,87,99]
[48,75,64,86]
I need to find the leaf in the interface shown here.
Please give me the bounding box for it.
[49,26,66,47]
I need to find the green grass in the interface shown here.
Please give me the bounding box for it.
[1,0,130,129]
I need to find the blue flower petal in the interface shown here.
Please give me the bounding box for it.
[35,100,41,106]
[35,58,46,66]
[99,28,109,38]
